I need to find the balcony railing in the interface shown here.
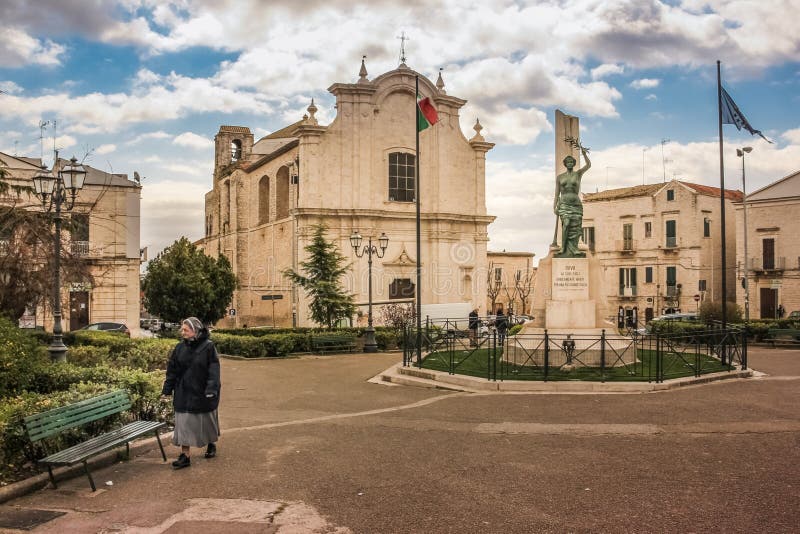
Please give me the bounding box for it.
[665,236,678,248]
[618,285,637,297]
[71,241,90,257]
[615,239,637,253]
[750,257,785,271]
[666,285,679,297]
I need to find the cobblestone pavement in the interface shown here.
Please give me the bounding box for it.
[1,348,798,533]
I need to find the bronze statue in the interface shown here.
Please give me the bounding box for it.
[553,137,591,258]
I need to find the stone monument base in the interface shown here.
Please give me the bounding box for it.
[546,300,596,329]
[504,325,637,368]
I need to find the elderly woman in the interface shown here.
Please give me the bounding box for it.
[161,317,221,469]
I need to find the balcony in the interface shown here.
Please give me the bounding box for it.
[71,241,90,257]
[615,239,637,254]
[666,285,680,297]
[750,256,785,272]
[618,285,637,298]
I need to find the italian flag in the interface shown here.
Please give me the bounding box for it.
[417,95,439,132]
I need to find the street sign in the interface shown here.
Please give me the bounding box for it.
[693,294,700,302]
[229,308,236,316]
[771,279,782,289]
[261,294,284,300]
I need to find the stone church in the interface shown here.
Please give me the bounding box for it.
[200,59,496,327]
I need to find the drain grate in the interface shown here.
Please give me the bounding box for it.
[0,507,66,530]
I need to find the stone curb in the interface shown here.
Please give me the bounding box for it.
[376,363,753,393]
[0,433,170,505]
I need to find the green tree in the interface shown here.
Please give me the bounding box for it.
[699,300,743,324]
[142,237,237,324]
[283,225,356,328]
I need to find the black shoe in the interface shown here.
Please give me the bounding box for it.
[204,443,216,459]
[172,453,190,469]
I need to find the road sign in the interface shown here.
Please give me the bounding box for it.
[261,294,284,300]
[693,294,700,302]
[229,308,236,316]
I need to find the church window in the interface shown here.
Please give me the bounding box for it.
[275,166,290,220]
[388,152,415,202]
[389,278,415,299]
[258,175,270,224]
[231,140,242,162]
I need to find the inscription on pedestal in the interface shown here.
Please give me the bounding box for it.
[551,258,589,301]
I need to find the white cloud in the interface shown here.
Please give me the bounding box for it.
[591,64,624,80]
[128,131,172,145]
[630,78,660,90]
[645,94,658,101]
[0,27,65,68]
[173,132,212,150]
[140,180,207,257]
[95,144,116,155]
[0,81,23,94]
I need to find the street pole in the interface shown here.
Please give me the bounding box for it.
[351,231,388,353]
[737,147,753,323]
[49,191,67,362]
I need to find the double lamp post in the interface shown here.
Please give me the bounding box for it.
[350,230,388,353]
[32,156,87,362]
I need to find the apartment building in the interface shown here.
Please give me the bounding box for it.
[486,251,536,316]
[582,179,741,325]
[734,169,800,319]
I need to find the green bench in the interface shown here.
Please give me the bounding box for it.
[310,334,357,354]
[766,328,800,347]
[24,390,167,491]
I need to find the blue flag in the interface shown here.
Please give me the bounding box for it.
[721,86,772,143]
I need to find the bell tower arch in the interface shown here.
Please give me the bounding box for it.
[214,126,254,181]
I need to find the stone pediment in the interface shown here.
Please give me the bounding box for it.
[384,245,418,267]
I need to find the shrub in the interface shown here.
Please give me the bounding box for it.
[212,332,309,358]
[0,317,49,397]
[374,330,399,350]
[699,300,743,324]
[508,324,523,336]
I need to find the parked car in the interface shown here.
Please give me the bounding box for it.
[81,322,130,337]
[644,312,699,334]
[512,314,534,325]
[788,310,800,321]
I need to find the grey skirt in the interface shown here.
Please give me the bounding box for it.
[172,410,220,447]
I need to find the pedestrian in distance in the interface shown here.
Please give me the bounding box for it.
[468,308,480,347]
[495,307,508,346]
[160,317,221,469]
[777,304,785,319]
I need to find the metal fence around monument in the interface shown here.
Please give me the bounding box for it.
[402,319,747,383]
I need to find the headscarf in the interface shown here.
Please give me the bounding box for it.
[182,317,206,341]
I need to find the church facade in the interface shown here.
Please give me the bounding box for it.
[200,60,496,327]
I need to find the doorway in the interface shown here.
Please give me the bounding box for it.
[69,291,89,330]
[760,287,777,319]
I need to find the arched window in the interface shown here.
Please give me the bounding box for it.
[231,139,242,162]
[275,166,290,220]
[222,180,231,231]
[388,152,415,202]
[258,175,270,224]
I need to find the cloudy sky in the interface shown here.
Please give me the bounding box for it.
[1,0,798,264]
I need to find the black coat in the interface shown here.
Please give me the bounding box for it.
[162,332,221,413]
[495,312,508,333]
[468,311,480,330]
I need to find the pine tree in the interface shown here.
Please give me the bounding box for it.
[283,224,356,328]
[142,237,237,324]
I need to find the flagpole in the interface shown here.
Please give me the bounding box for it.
[415,75,422,367]
[717,60,728,332]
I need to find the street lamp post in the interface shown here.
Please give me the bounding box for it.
[350,230,389,353]
[737,146,753,323]
[32,155,87,362]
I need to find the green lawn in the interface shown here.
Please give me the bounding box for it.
[419,347,734,382]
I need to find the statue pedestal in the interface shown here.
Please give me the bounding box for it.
[514,252,634,367]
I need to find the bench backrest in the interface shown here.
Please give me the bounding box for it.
[24,390,131,442]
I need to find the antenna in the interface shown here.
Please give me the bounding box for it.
[38,120,50,162]
[660,138,669,183]
[397,31,409,65]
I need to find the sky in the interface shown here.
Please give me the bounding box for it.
[1,0,799,265]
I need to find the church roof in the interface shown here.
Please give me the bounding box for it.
[261,120,304,140]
